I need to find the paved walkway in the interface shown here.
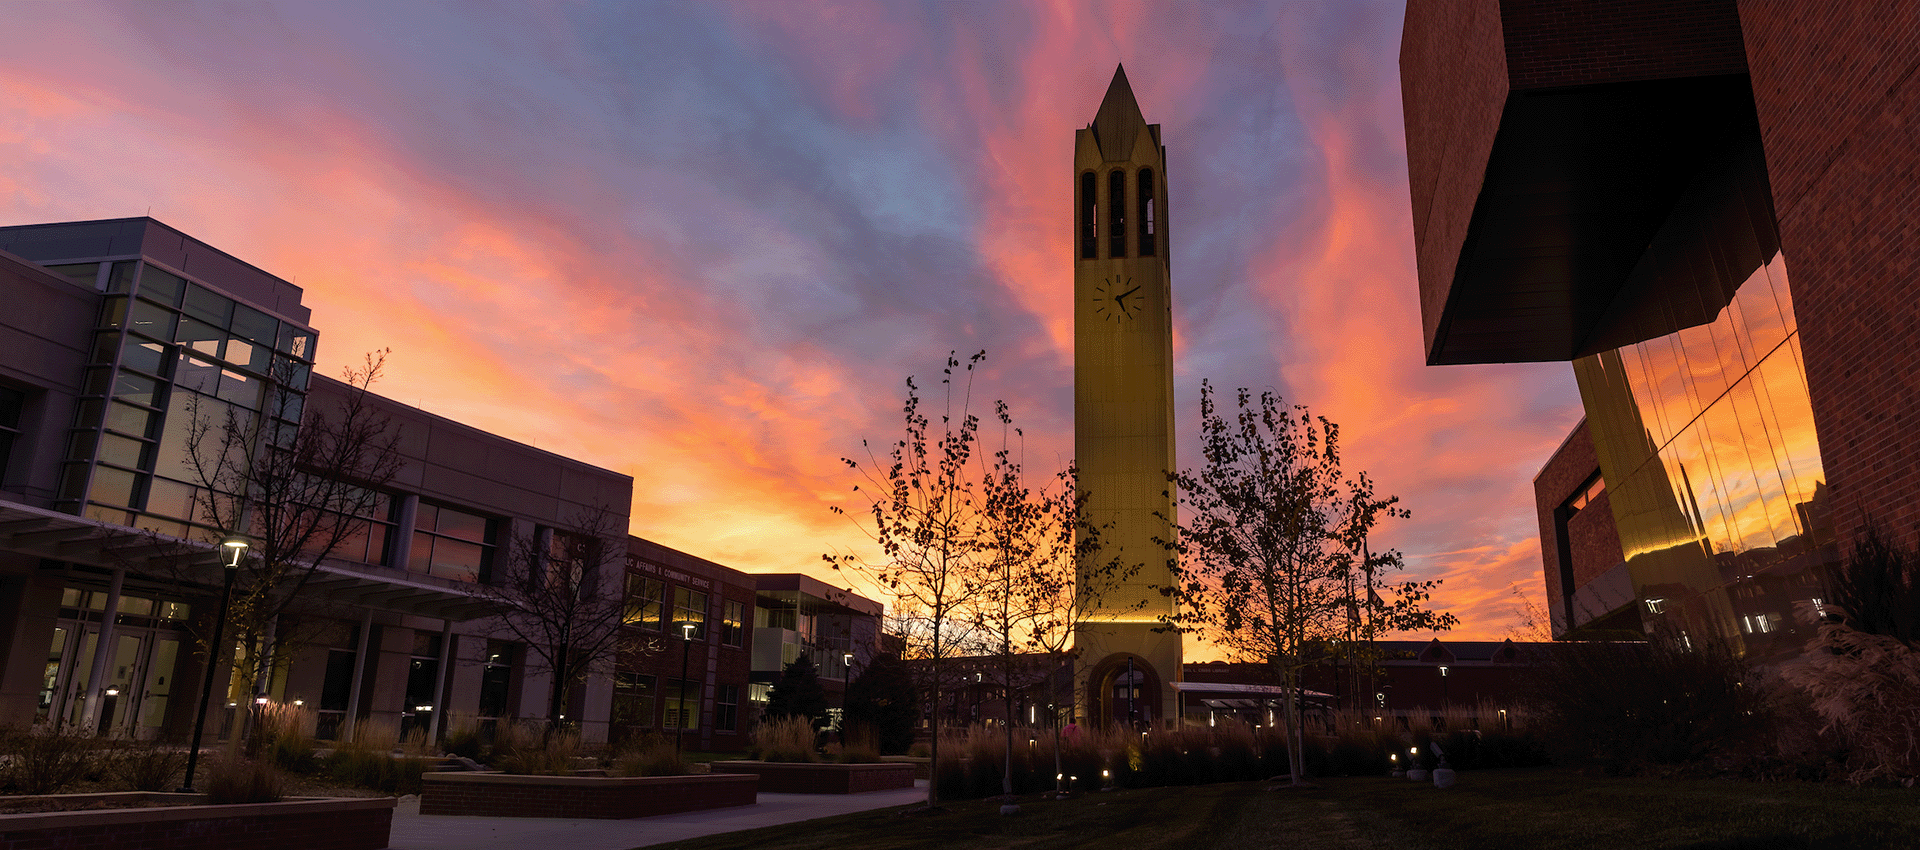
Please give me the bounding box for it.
[386,780,929,850]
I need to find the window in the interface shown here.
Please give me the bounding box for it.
[1138,168,1156,257]
[479,641,515,719]
[1109,170,1127,258]
[1080,172,1098,259]
[721,599,744,647]
[673,588,707,639]
[612,672,656,731]
[664,678,697,730]
[0,386,23,486]
[625,575,665,630]
[410,503,496,581]
[715,684,739,732]
[1563,472,1604,516]
[304,487,396,565]
[546,530,597,596]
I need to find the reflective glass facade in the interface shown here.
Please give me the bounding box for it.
[57,261,317,540]
[1573,254,1835,656]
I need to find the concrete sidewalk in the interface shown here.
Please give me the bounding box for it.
[385,780,929,850]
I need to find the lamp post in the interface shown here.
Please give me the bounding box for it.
[180,535,247,793]
[840,651,855,745]
[675,621,694,754]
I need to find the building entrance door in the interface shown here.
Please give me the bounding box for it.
[43,621,178,737]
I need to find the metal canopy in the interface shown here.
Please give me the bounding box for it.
[0,499,493,621]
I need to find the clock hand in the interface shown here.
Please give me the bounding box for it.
[1117,286,1140,301]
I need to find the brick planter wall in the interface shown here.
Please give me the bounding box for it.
[881,756,932,780]
[0,794,392,850]
[710,761,916,793]
[420,772,757,819]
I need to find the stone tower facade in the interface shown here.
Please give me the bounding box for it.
[1073,65,1181,727]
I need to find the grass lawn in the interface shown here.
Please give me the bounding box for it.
[636,768,1920,850]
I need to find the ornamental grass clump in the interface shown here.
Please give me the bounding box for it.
[611,733,686,777]
[495,728,582,775]
[835,728,883,764]
[203,755,286,804]
[324,719,430,794]
[754,715,818,763]
[257,701,319,774]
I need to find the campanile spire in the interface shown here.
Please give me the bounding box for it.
[1073,64,1180,728]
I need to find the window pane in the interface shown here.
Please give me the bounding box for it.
[182,284,233,328]
[145,477,197,522]
[176,353,221,396]
[114,372,160,407]
[119,336,167,375]
[107,261,138,293]
[230,304,277,347]
[217,369,261,410]
[105,401,157,439]
[278,326,314,360]
[138,266,184,305]
[96,432,147,470]
[99,296,128,329]
[422,537,482,581]
[176,317,224,359]
[433,507,491,543]
[88,465,139,508]
[128,300,175,341]
[226,336,270,373]
[46,263,99,288]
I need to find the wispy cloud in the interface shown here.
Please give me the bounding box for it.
[0,0,1581,640]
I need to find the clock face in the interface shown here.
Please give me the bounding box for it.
[1092,276,1143,322]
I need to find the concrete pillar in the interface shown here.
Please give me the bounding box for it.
[78,568,125,733]
[341,609,374,742]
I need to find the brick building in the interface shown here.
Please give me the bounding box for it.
[0,217,880,746]
[1401,1,1919,647]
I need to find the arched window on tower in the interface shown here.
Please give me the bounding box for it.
[1138,168,1156,257]
[1080,172,1097,260]
[1109,171,1127,258]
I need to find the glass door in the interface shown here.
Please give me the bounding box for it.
[97,633,147,734]
[135,637,178,738]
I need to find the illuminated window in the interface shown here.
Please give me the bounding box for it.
[721,599,744,647]
[1109,170,1127,258]
[674,588,708,639]
[625,575,665,630]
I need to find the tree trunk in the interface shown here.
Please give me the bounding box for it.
[547,642,569,735]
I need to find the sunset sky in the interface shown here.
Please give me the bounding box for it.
[0,1,1583,641]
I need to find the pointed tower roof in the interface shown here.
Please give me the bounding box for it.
[1091,64,1147,162]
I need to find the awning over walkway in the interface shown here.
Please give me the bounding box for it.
[0,499,495,621]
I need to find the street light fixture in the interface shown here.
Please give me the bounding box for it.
[181,534,247,793]
[675,621,695,754]
[840,651,855,744]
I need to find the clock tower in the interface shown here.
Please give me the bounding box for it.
[1074,65,1180,728]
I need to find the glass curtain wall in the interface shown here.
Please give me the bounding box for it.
[57,261,317,540]
[1574,253,1835,656]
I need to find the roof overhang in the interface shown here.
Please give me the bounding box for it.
[0,499,495,621]
[1427,74,1775,364]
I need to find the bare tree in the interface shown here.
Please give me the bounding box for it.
[477,505,647,734]
[1162,381,1453,786]
[974,415,1138,798]
[998,463,1139,794]
[828,351,995,811]
[182,350,405,698]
